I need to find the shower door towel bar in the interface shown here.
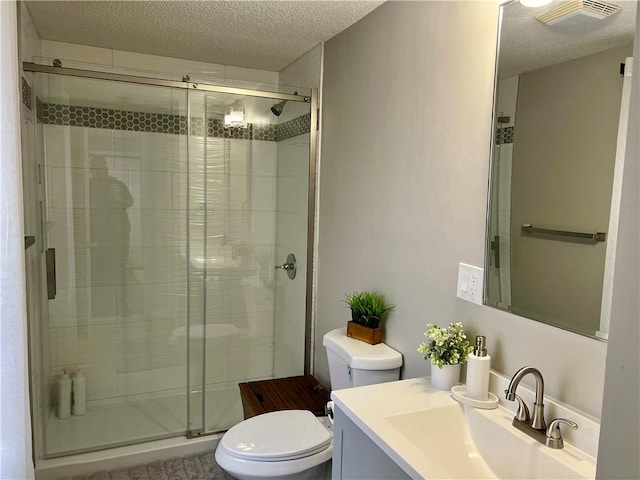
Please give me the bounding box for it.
[521,224,606,242]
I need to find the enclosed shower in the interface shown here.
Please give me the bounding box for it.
[23,60,317,458]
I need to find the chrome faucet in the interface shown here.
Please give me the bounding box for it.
[505,366,546,430]
[504,366,578,449]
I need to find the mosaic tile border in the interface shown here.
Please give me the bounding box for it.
[207,118,278,141]
[496,126,514,145]
[21,77,312,139]
[21,77,32,111]
[39,103,309,141]
[36,97,44,123]
[278,113,312,141]
[42,104,196,135]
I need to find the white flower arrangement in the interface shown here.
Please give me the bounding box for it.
[417,322,473,369]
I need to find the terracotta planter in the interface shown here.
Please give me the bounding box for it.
[346,321,384,345]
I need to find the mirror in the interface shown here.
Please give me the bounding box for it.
[485,0,637,340]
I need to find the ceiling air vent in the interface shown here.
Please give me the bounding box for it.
[536,0,621,26]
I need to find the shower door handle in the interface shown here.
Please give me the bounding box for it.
[491,235,500,269]
[275,253,297,280]
[46,248,57,300]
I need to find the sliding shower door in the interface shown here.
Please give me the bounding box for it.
[29,62,315,456]
[186,87,313,435]
[36,72,192,456]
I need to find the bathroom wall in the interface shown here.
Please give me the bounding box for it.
[17,1,45,460]
[596,7,640,477]
[3,3,38,477]
[511,43,632,334]
[316,0,608,419]
[274,44,322,377]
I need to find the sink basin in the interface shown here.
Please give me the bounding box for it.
[386,405,494,478]
[386,403,596,479]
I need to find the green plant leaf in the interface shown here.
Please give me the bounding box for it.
[344,291,395,327]
[417,322,472,367]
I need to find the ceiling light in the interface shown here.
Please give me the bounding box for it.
[224,103,246,128]
[520,0,553,7]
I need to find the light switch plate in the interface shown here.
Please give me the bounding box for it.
[457,263,484,305]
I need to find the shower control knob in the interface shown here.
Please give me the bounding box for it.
[275,253,297,280]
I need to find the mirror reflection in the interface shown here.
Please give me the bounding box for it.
[485,0,637,339]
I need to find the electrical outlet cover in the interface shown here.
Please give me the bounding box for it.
[457,263,484,305]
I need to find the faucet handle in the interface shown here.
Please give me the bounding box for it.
[513,394,531,422]
[504,390,530,422]
[545,418,578,449]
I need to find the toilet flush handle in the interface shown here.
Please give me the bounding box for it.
[326,401,335,424]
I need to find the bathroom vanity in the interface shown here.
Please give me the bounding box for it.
[332,406,412,480]
[331,376,598,479]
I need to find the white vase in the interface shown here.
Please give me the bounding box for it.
[430,363,461,390]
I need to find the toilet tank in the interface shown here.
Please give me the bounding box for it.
[322,327,402,390]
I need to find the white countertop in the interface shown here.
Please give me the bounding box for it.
[331,376,598,480]
[332,377,470,479]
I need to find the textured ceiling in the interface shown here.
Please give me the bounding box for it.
[499,0,637,78]
[26,1,637,79]
[25,1,385,71]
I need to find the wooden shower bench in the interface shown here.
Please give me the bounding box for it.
[239,374,330,419]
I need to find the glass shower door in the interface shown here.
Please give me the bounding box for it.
[37,72,191,456]
[32,62,314,453]
[186,88,312,435]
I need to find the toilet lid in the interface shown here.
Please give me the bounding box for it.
[221,410,332,462]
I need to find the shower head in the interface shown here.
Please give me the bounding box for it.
[270,91,297,116]
[270,100,287,116]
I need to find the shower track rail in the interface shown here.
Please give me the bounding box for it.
[22,62,310,103]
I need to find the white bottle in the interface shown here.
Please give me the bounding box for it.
[57,368,72,419]
[466,336,491,401]
[72,369,86,416]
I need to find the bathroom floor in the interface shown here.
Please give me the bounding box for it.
[68,451,236,480]
[46,387,243,456]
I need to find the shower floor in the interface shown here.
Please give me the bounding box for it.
[45,385,243,457]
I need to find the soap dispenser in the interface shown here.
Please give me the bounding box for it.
[466,336,491,401]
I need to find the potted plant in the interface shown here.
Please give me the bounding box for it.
[344,291,395,345]
[417,322,472,390]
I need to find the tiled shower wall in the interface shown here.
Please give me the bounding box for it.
[43,122,281,404]
[490,75,518,310]
[28,41,308,408]
[274,45,322,377]
[38,96,312,409]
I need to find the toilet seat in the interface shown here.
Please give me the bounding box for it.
[220,410,332,462]
[215,411,333,479]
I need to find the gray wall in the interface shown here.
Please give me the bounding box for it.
[596,7,640,478]
[316,0,608,419]
[511,44,632,334]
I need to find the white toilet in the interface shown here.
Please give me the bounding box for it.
[215,327,403,480]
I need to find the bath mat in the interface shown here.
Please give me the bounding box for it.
[69,451,236,480]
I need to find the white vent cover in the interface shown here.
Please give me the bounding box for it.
[537,0,621,26]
